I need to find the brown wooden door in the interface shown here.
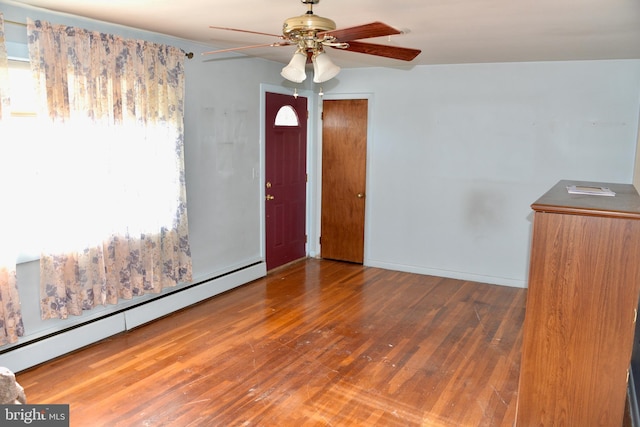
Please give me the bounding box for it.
[265,92,307,271]
[321,99,368,263]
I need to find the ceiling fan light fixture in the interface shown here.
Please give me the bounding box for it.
[281,49,308,83]
[312,50,340,83]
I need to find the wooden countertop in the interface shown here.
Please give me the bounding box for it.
[531,179,640,219]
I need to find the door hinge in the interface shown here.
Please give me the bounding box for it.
[321,111,323,120]
[319,236,321,245]
[305,235,308,244]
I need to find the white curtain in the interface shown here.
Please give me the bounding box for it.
[27,19,192,319]
[0,13,25,344]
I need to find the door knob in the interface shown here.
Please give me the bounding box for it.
[266,194,275,200]
[357,193,365,199]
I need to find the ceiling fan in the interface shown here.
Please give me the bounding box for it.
[203,0,421,83]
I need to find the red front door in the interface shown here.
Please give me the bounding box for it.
[265,92,307,271]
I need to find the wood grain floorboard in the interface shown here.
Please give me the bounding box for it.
[17,259,526,426]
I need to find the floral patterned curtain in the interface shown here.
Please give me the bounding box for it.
[27,19,192,320]
[0,13,25,344]
[0,14,8,119]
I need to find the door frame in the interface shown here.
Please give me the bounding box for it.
[315,93,374,263]
[259,84,315,265]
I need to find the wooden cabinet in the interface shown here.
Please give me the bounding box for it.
[516,180,640,426]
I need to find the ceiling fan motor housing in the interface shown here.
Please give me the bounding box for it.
[283,14,336,37]
[284,0,336,47]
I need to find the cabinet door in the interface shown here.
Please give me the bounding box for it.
[516,211,640,426]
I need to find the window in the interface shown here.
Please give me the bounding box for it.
[7,59,37,116]
[2,59,43,263]
[274,105,299,127]
[17,20,192,319]
[4,58,188,262]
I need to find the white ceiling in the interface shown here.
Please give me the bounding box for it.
[7,0,640,69]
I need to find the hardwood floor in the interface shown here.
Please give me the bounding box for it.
[17,259,526,426]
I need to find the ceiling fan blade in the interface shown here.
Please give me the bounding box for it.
[319,21,401,42]
[337,41,421,61]
[202,42,290,56]
[209,26,283,39]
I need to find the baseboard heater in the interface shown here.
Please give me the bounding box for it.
[0,261,266,373]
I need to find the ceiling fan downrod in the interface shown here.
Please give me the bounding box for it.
[302,0,320,14]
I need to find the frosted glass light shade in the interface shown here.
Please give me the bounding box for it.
[281,51,307,83]
[312,51,340,83]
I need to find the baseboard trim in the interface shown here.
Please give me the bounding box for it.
[630,366,640,427]
[0,262,266,373]
[365,259,525,288]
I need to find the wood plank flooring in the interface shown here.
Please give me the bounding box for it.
[16,259,526,426]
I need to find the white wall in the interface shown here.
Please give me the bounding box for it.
[318,60,640,287]
[184,50,281,282]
